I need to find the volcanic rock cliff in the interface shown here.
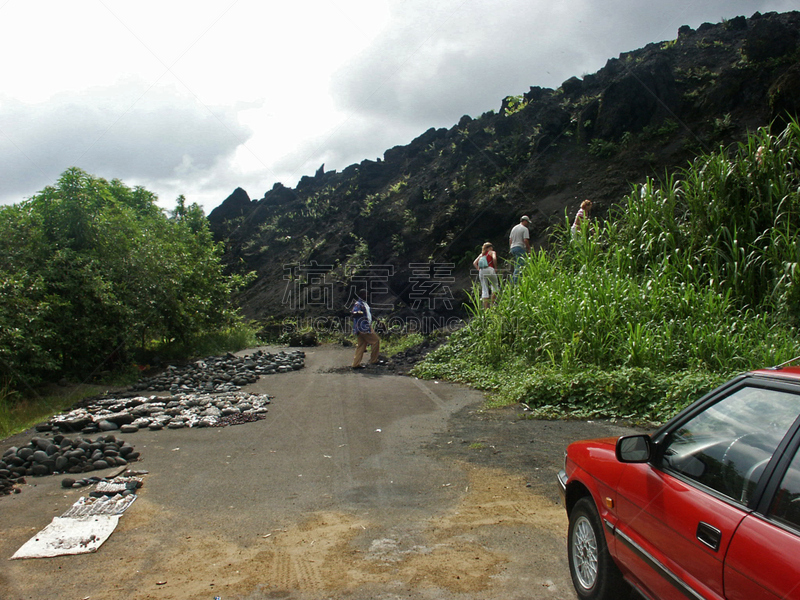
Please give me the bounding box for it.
[208,11,800,324]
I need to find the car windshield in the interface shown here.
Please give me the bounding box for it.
[660,386,800,504]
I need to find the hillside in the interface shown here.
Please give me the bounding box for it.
[207,11,800,324]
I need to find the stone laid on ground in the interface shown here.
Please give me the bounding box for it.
[0,472,23,495]
[1,350,301,496]
[61,471,148,494]
[130,350,305,394]
[34,349,303,435]
[0,435,139,483]
[46,391,272,434]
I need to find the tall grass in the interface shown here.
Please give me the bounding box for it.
[149,322,261,362]
[415,120,800,423]
[0,384,100,440]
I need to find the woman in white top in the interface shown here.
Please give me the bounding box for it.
[473,242,500,309]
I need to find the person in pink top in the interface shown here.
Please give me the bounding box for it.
[571,199,593,239]
[473,242,500,309]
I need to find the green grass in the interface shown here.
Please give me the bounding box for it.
[381,333,425,357]
[149,322,261,362]
[414,120,800,425]
[0,385,100,440]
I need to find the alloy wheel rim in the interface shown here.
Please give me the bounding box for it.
[572,515,599,590]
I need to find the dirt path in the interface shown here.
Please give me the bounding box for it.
[0,345,639,600]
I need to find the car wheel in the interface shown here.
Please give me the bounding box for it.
[568,496,628,600]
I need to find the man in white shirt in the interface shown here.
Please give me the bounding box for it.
[508,215,531,283]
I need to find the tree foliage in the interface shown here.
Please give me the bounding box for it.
[0,168,251,388]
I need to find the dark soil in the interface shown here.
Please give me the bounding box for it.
[426,404,647,505]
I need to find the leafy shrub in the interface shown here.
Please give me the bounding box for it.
[588,138,618,158]
[513,367,730,422]
[0,168,253,388]
[503,95,529,116]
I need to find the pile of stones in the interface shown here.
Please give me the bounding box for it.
[0,472,21,495]
[32,349,305,435]
[0,350,303,496]
[129,350,305,394]
[382,338,445,374]
[0,351,299,496]
[1,435,139,482]
[44,391,272,434]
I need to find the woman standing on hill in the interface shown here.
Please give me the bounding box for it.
[571,199,593,239]
[473,242,500,309]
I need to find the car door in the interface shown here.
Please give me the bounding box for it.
[614,461,747,600]
[612,382,800,600]
[724,434,800,600]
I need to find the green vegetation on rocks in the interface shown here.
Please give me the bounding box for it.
[414,121,800,424]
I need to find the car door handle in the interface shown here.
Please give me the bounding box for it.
[696,522,722,552]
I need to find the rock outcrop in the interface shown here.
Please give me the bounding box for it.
[207,11,800,323]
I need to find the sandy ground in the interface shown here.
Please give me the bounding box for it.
[0,345,640,600]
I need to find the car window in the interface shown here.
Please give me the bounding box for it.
[659,386,800,504]
[770,450,800,530]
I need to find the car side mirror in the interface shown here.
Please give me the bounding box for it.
[616,434,653,463]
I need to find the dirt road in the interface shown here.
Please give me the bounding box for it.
[0,345,638,600]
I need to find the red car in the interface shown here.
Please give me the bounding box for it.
[558,366,800,600]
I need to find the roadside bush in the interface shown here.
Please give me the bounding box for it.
[509,367,730,422]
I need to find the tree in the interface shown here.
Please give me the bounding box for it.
[0,168,250,388]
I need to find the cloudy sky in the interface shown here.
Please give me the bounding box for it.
[1,0,798,214]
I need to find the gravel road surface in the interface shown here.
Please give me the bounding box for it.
[0,345,639,600]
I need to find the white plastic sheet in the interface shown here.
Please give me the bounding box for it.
[11,484,139,559]
[11,515,119,559]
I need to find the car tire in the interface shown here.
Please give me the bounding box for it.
[568,496,628,600]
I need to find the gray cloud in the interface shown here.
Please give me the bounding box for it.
[293,0,796,200]
[269,112,424,181]
[0,80,251,205]
[331,0,796,131]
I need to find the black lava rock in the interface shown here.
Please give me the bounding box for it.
[0,435,140,491]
